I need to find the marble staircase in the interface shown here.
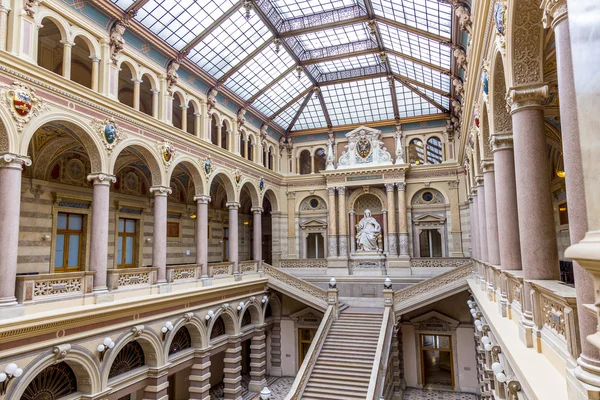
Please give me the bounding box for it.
[301,309,384,400]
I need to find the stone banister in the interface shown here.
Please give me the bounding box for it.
[366,305,394,399]
[263,263,330,311]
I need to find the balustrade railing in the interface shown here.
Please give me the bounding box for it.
[239,260,258,274]
[279,259,327,269]
[107,267,158,291]
[208,262,234,278]
[366,306,394,399]
[410,257,471,268]
[166,264,199,283]
[263,263,329,308]
[15,271,94,303]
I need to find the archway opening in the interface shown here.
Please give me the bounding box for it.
[299,150,311,175]
[210,115,218,146]
[70,36,93,89]
[37,18,63,75]
[118,63,135,108]
[139,74,154,117]
[172,93,183,130]
[186,101,196,135]
[314,148,326,172]
[22,362,78,400]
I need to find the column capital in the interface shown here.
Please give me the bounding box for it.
[226,201,240,210]
[491,134,514,151]
[89,56,101,63]
[286,191,296,199]
[382,208,388,214]
[0,153,31,169]
[60,40,75,47]
[447,180,459,189]
[348,210,356,215]
[470,187,478,196]
[475,176,484,186]
[150,186,172,196]
[396,182,406,191]
[327,187,336,196]
[0,4,11,13]
[467,195,474,202]
[131,78,143,84]
[194,195,211,204]
[481,160,495,173]
[150,88,160,94]
[541,0,568,29]
[251,207,263,214]
[384,183,395,192]
[87,173,116,185]
[337,187,346,195]
[507,84,549,113]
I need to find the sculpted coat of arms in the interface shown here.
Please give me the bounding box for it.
[91,117,126,153]
[337,126,392,169]
[1,81,48,132]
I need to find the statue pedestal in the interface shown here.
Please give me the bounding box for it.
[349,252,386,276]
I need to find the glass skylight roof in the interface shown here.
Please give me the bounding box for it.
[187,10,272,79]
[321,77,395,126]
[135,0,237,50]
[371,0,452,38]
[295,23,371,51]
[109,0,455,130]
[378,22,451,69]
[294,93,328,130]
[225,45,296,101]
[271,0,358,19]
[253,71,312,117]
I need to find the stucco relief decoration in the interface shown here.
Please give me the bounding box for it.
[91,118,126,153]
[203,157,212,180]
[453,2,472,34]
[513,0,543,85]
[234,168,241,185]
[206,87,218,115]
[394,124,405,164]
[260,124,268,147]
[237,108,246,127]
[337,126,392,169]
[158,140,177,169]
[1,81,48,132]
[326,132,335,170]
[166,52,187,95]
[453,47,468,73]
[494,1,507,55]
[452,77,464,98]
[23,0,39,17]
[109,11,134,65]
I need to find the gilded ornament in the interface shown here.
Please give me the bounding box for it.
[234,168,241,184]
[1,81,48,132]
[356,136,372,159]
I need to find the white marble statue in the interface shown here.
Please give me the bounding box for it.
[355,209,381,252]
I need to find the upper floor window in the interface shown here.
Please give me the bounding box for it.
[409,139,425,165]
[117,218,137,268]
[315,148,327,172]
[299,150,311,175]
[55,213,84,272]
[426,137,443,164]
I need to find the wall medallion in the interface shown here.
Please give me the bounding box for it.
[1,81,48,132]
[259,176,264,192]
[204,157,212,179]
[356,136,372,159]
[234,168,241,185]
[91,118,126,153]
[158,140,176,169]
[482,71,489,96]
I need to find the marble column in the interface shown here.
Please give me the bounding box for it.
[0,154,30,308]
[194,112,202,137]
[543,0,600,387]
[310,154,315,174]
[150,186,171,284]
[132,79,142,110]
[482,161,500,265]
[471,189,480,261]
[476,177,488,262]
[180,105,188,132]
[227,202,240,275]
[223,339,243,400]
[0,4,10,51]
[252,207,263,271]
[143,370,169,400]
[87,173,116,292]
[491,135,521,270]
[327,187,338,257]
[447,181,463,256]
[286,191,296,258]
[349,210,356,254]
[195,195,210,279]
[337,187,348,257]
[61,40,73,79]
[468,194,478,259]
[90,57,100,92]
[396,183,409,256]
[189,352,211,400]
[382,209,388,252]
[385,183,398,256]
[150,89,160,118]
[248,328,267,392]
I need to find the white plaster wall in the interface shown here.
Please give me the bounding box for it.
[280,318,298,376]
[402,324,419,388]
[456,326,479,393]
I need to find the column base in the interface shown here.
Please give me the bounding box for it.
[0,303,24,320]
[200,277,212,286]
[568,358,600,400]
[157,282,171,294]
[269,366,283,377]
[233,274,242,282]
[248,379,267,392]
[518,315,535,348]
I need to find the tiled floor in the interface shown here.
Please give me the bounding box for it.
[403,388,480,400]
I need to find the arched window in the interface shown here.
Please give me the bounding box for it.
[210,115,218,146]
[172,94,183,130]
[169,326,192,355]
[241,310,252,327]
[240,135,245,157]
[409,138,425,165]
[22,362,77,400]
[108,341,145,379]
[247,136,254,161]
[70,36,92,89]
[221,121,228,149]
[139,74,153,117]
[268,148,273,170]
[117,63,135,108]
[37,18,63,75]
[314,148,327,172]
[299,150,311,175]
[426,136,443,164]
[186,102,195,135]
[210,316,226,339]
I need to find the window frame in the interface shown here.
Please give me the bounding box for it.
[54,212,85,273]
[117,217,138,268]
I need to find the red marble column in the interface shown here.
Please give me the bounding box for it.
[195,195,210,279]
[482,161,500,265]
[476,177,488,263]
[150,186,171,284]
[227,202,240,276]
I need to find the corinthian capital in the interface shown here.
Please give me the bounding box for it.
[541,0,568,29]
[87,173,116,185]
[507,85,549,113]
[150,186,172,196]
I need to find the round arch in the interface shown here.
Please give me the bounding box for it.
[116,58,140,81]
[166,156,205,195]
[109,139,166,186]
[239,179,260,207]
[35,11,69,42]
[0,103,18,153]
[163,316,208,363]
[409,187,447,206]
[70,29,101,58]
[347,187,387,211]
[206,169,236,201]
[238,301,262,331]
[262,293,282,322]
[262,188,280,212]
[207,306,238,339]
[139,70,159,91]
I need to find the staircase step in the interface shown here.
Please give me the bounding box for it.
[309,376,371,385]
[317,356,374,364]
[303,387,368,397]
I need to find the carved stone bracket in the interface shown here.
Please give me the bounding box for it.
[53,344,71,360]
[132,324,145,337]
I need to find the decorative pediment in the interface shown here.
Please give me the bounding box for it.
[299,219,328,231]
[337,126,392,169]
[290,307,324,327]
[413,213,446,227]
[411,311,459,332]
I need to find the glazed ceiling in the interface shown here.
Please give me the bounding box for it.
[110,0,454,132]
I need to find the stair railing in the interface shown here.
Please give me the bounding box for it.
[263,263,330,311]
[366,304,394,399]
[284,304,335,400]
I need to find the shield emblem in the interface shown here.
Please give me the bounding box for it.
[104,123,117,144]
[356,137,372,159]
[163,145,173,162]
[235,169,241,184]
[259,177,264,192]
[13,89,32,116]
[204,158,212,175]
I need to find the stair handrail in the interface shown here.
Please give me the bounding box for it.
[284,305,335,400]
[366,306,394,399]
[263,263,330,310]
[393,261,474,313]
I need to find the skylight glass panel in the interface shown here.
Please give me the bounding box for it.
[315,54,381,74]
[388,53,451,92]
[422,88,450,110]
[371,0,452,38]
[273,95,305,129]
[271,0,358,19]
[296,23,370,51]
[321,77,394,126]
[378,22,451,69]
[136,0,237,50]
[294,93,327,130]
[396,82,440,117]
[253,71,312,117]
[188,10,272,79]
[110,0,134,9]
[225,46,296,100]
